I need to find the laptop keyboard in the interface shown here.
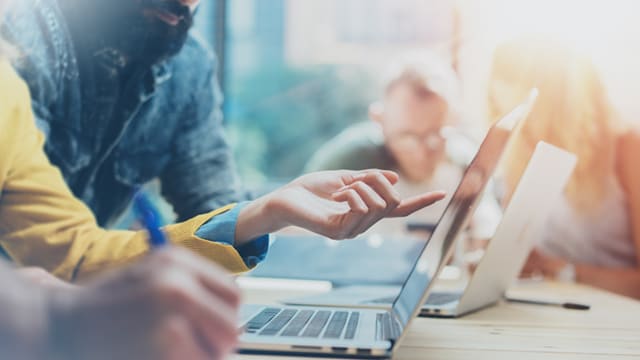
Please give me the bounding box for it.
[323,311,349,338]
[370,291,461,306]
[281,310,314,336]
[245,308,360,339]
[300,310,331,337]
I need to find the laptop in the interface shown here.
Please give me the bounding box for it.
[237,90,538,358]
[285,141,577,318]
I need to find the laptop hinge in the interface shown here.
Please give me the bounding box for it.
[390,313,403,340]
[377,312,403,342]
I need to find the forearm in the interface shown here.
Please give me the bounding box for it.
[1,187,250,282]
[0,119,250,280]
[576,263,640,299]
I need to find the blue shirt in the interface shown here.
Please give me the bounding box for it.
[197,202,270,267]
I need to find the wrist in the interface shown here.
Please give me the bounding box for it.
[235,195,282,246]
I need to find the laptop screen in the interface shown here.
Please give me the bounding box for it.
[390,92,537,330]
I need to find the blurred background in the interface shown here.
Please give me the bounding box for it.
[121,0,640,286]
[194,0,640,187]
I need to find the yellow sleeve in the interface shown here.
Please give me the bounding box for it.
[0,63,250,282]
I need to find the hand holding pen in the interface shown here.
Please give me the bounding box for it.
[133,190,169,248]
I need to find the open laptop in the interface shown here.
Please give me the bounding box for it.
[285,141,577,318]
[236,90,538,358]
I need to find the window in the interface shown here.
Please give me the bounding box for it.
[196,0,459,188]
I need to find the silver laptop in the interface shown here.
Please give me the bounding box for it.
[285,142,577,318]
[237,91,538,358]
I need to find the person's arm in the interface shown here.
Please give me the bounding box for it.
[521,129,640,299]
[573,265,640,298]
[0,75,251,282]
[580,128,640,298]
[585,128,640,298]
[47,247,242,360]
[521,249,640,298]
[0,63,446,283]
[160,50,243,221]
[0,260,50,360]
[0,247,242,360]
[2,0,64,137]
[618,129,640,275]
[234,170,446,244]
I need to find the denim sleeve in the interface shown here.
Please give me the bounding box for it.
[160,41,246,222]
[195,202,270,268]
[1,0,68,137]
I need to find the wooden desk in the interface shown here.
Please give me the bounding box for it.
[233,281,640,359]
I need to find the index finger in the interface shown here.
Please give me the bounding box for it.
[342,169,400,186]
[389,191,447,218]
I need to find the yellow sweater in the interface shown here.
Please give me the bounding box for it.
[0,61,250,281]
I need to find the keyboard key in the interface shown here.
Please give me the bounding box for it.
[344,312,360,340]
[323,311,349,339]
[301,310,331,338]
[259,309,298,336]
[245,308,281,332]
[281,310,314,337]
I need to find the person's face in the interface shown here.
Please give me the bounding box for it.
[138,0,200,26]
[374,84,449,183]
[106,0,200,64]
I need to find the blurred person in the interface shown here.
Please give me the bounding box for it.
[307,52,500,239]
[0,0,244,228]
[0,4,240,359]
[0,47,444,282]
[488,36,640,299]
[2,247,243,360]
[0,7,445,358]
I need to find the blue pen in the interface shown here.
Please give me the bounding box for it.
[133,190,168,249]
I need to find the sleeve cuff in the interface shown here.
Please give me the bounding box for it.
[195,202,270,267]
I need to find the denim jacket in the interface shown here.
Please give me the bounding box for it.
[1,0,243,226]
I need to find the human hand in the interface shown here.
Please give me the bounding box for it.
[17,267,77,291]
[520,248,568,279]
[49,247,241,360]
[236,169,446,243]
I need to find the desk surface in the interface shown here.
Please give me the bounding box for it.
[233,280,640,360]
